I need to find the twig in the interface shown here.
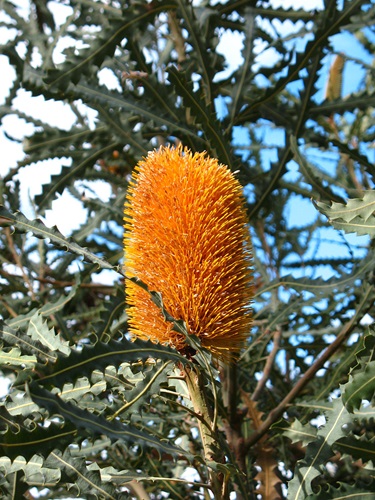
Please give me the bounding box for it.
[244,285,373,452]
[168,11,186,64]
[110,362,171,420]
[4,227,35,300]
[127,480,151,500]
[239,326,273,360]
[251,328,281,401]
[34,276,115,290]
[0,297,18,318]
[223,363,238,426]
[0,271,115,308]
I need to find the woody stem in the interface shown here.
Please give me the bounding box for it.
[182,364,228,499]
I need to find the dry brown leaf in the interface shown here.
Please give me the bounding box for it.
[242,392,283,500]
[325,53,345,101]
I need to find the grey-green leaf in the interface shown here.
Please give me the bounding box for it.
[0,206,117,271]
[27,312,70,356]
[314,191,375,237]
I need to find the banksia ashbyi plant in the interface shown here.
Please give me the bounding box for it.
[124,145,253,360]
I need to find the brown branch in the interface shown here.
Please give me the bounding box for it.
[346,154,363,192]
[34,277,115,290]
[251,328,281,402]
[221,362,248,477]
[4,227,35,300]
[243,285,373,452]
[0,271,116,291]
[127,480,151,500]
[168,11,186,65]
[0,297,18,318]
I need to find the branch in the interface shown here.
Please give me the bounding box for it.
[251,328,281,402]
[168,11,186,64]
[182,364,227,499]
[127,480,151,500]
[244,285,373,452]
[34,276,116,290]
[4,227,35,300]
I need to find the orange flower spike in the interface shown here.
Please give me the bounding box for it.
[124,145,253,360]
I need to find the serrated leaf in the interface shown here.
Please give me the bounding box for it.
[168,365,192,409]
[340,328,375,412]
[72,188,127,242]
[92,365,133,392]
[5,391,39,417]
[35,142,118,212]
[176,0,218,106]
[341,361,375,412]
[330,138,375,178]
[23,125,104,156]
[44,1,176,91]
[306,481,375,499]
[256,254,375,297]
[334,434,375,463]
[0,206,117,271]
[27,312,70,356]
[310,91,375,118]
[0,411,76,460]
[352,400,375,417]
[167,66,234,168]
[255,447,283,500]
[74,79,199,140]
[46,449,116,499]
[315,331,373,401]
[0,454,61,488]
[227,7,255,124]
[29,382,191,459]
[272,418,317,447]
[313,193,375,236]
[93,286,126,342]
[0,347,36,368]
[0,321,56,364]
[87,462,145,484]
[115,361,172,417]
[322,215,375,238]
[87,461,210,491]
[291,136,344,203]
[7,277,80,329]
[37,336,190,387]
[314,191,375,223]
[288,399,355,499]
[59,377,107,402]
[69,436,112,457]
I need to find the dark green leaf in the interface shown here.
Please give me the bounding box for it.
[37,335,189,387]
[29,382,191,459]
[334,435,375,463]
[27,312,70,356]
[0,206,117,271]
[307,482,375,499]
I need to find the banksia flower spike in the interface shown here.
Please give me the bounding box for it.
[124,145,253,360]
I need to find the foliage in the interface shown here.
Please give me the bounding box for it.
[1,0,375,498]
